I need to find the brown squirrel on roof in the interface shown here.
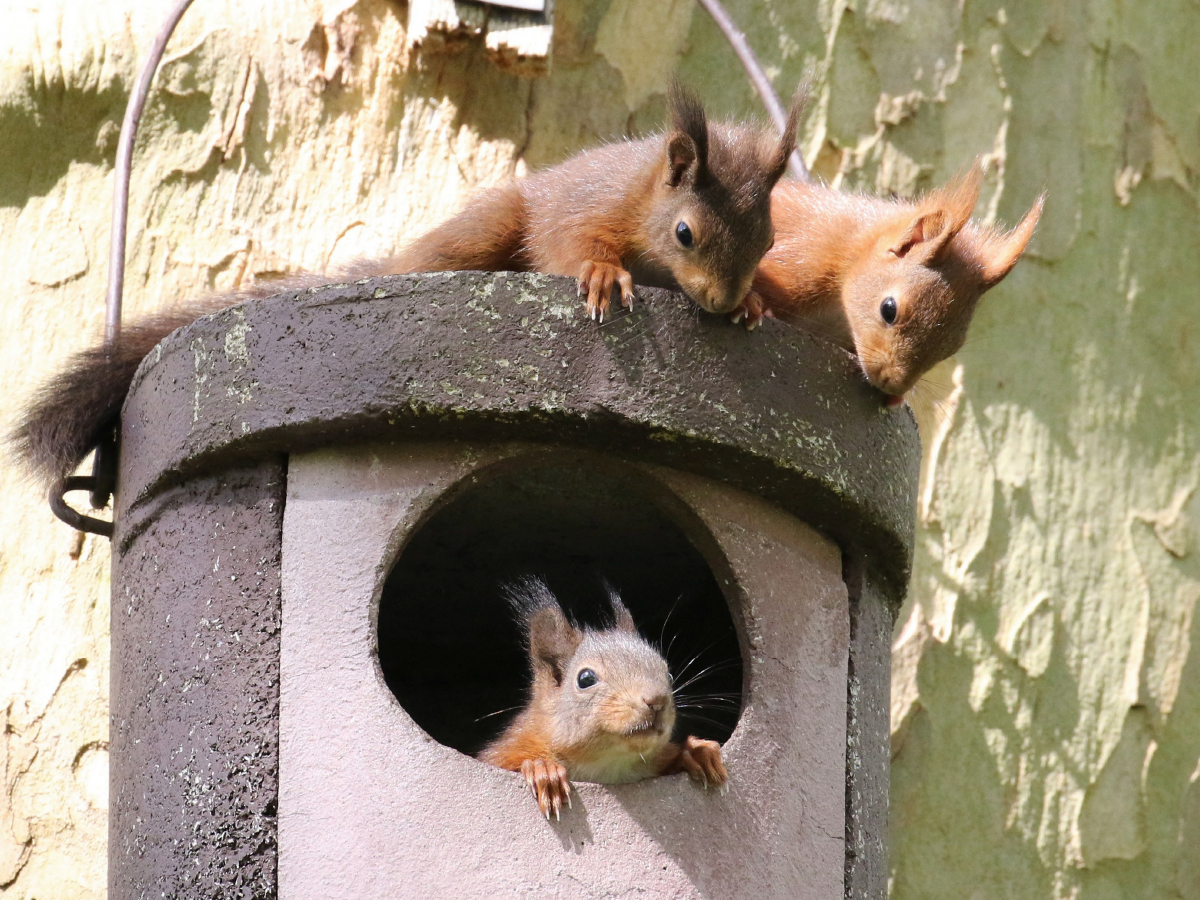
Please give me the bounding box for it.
[737,166,1044,405]
[12,82,804,500]
[393,81,804,322]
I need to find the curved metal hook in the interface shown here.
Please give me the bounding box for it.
[50,477,115,538]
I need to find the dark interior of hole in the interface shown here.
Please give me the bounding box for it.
[378,465,744,758]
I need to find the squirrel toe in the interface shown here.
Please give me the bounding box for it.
[579,260,632,323]
[616,269,635,309]
[521,758,572,820]
[731,290,769,330]
[679,735,728,790]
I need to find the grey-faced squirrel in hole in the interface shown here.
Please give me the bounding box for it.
[12,82,804,501]
[477,577,727,820]
[735,165,1044,405]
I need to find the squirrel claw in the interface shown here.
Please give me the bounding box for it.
[731,290,769,330]
[678,735,728,791]
[520,758,572,820]
[579,259,632,324]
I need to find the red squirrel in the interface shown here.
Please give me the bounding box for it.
[385,81,802,321]
[478,578,727,820]
[13,83,802,499]
[738,166,1044,405]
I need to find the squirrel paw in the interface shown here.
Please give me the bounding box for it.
[578,260,635,323]
[729,291,773,331]
[520,758,573,821]
[678,735,728,791]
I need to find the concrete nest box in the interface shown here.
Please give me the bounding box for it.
[110,272,920,899]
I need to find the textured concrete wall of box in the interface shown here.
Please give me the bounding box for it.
[109,272,919,899]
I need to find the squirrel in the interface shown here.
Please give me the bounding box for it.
[736,166,1044,405]
[378,81,803,322]
[478,577,728,820]
[12,82,803,503]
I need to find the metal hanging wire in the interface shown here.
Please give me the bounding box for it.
[50,0,196,537]
[106,0,199,345]
[695,0,809,181]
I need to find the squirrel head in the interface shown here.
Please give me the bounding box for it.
[647,82,805,315]
[842,167,1044,399]
[509,578,675,758]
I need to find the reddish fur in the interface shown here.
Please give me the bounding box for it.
[380,184,530,273]
[15,91,800,495]
[478,584,728,819]
[480,721,556,772]
[749,168,1044,397]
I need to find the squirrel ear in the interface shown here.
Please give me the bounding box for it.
[763,80,809,184]
[979,193,1044,289]
[888,209,956,262]
[667,132,700,187]
[890,165,983,263]
[527,605,583,686]
[505,577,583,685]
[604,584,638,634]
[666,81,709,187]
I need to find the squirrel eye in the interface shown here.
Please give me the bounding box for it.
[675,221,693,249]
[576,668,598,689]
[880,296,898,326]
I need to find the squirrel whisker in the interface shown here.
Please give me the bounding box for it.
[656,592,688,652]
[670,639,727,683]
[671,659,742,694]
[474,705,525,723]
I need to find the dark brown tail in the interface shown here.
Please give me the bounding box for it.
[12,307,205,490]
[8,274,331,491]
[11,184,529,492]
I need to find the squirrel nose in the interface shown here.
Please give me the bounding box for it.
[644,694,670,730]
[710,289,741,314]
[643,696,672,720]
[874,365,905,395]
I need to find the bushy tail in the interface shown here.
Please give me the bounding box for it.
[11,184,530,493]
[8,274,330,492]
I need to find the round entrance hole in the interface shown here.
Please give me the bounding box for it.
[377,463,744,758]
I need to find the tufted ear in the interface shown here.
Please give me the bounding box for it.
[890,166,983,264]
[666,81,709,187]
[504,577,583,686]
[603,582,638,634]
[762,80,810,185]
[889,209,958,263]
[979,193,1044,288]
[527,604,583,686]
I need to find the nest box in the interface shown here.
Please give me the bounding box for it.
[108,272,919,899]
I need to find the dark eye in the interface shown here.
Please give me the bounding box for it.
[880,296,898,325]
[576,668,598,689]
[675,221,693,248]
